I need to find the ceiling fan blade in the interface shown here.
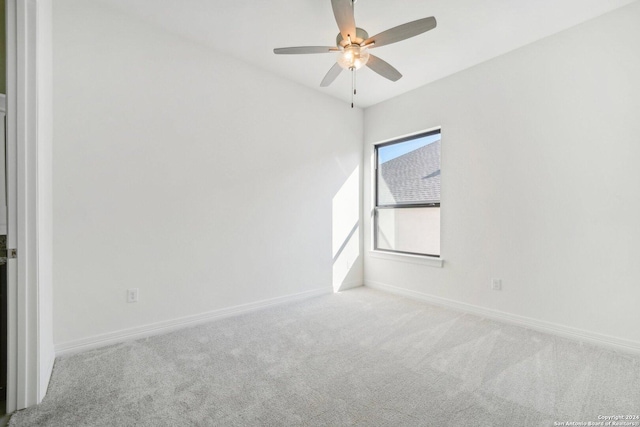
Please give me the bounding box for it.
[320,62,343,87]
[331,0,357,42]
[274,46,339,55]
[364,17,436,49]
[366,55,402,82]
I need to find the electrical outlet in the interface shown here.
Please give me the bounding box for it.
[491,278,502,291]
[127,288,139,303]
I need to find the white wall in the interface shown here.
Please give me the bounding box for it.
[364,2,640,346]
[53,0,363,346]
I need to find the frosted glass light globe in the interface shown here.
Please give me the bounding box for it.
[337,45,370,70]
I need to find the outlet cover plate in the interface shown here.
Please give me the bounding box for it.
[127,288,139,303]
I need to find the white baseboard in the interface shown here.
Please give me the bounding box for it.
[336,281,364,292]
[365,280,640,354]
[55,287,331,357]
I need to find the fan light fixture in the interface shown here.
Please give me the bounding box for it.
[337,45,370,70]
[273,0,437,108]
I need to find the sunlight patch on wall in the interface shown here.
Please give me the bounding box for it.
[332,167,360,292]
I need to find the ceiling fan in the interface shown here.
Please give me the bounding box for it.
[273,0,437,107]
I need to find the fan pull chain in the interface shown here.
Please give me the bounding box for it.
[354,69,357,96]
[350,69,357,108]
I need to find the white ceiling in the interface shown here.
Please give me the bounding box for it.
[98,0,636,108]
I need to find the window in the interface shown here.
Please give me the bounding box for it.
[374,129,441,257]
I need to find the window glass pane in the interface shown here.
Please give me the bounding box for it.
[376,207,440,256]
[377,133,441,206]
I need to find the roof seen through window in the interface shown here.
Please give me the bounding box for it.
[377,133,441,205]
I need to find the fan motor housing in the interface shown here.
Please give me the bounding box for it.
[336,27,369,47]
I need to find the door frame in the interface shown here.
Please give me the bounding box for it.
[5,0,54,413]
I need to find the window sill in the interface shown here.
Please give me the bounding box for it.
[368,250,444,268]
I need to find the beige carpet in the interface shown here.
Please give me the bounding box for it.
[9,287,640,426]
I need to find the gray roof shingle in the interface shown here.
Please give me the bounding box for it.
[378,140,441,205]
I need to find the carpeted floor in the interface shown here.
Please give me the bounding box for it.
[9,287,640,426]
